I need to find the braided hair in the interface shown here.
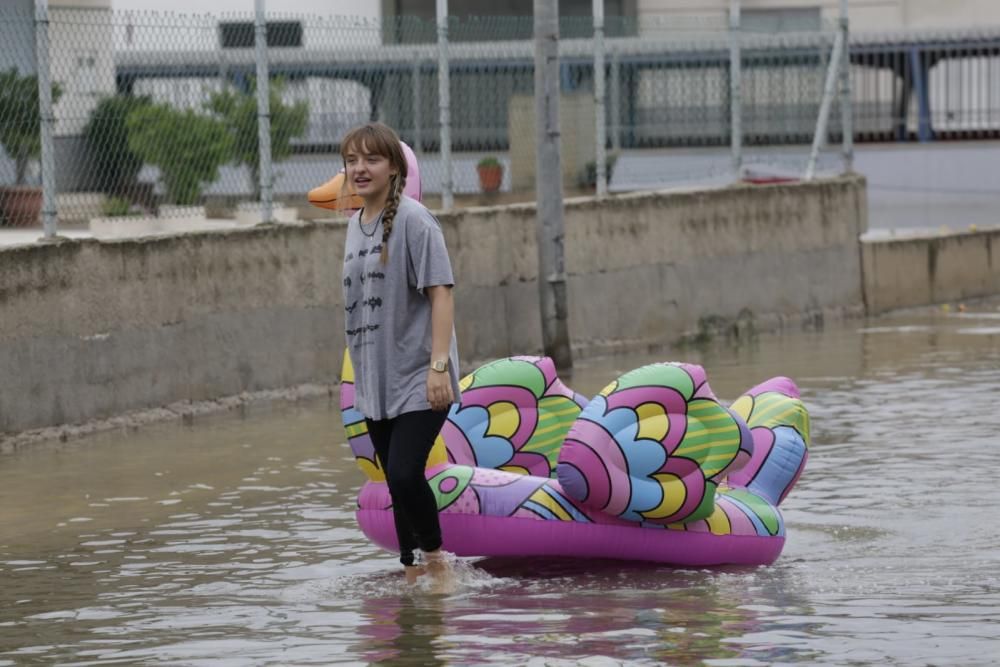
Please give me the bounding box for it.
[339,122,409,265]
[380,172,403,264]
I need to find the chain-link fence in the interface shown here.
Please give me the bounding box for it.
[0,5,875,234]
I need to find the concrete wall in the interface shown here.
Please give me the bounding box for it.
[861,229,1000,315]
[0,176,867,436]
[0,226,346,434]
[452,175,868,361]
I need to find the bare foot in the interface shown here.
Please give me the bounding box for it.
[404,565,426,585]
[423,550,456,594]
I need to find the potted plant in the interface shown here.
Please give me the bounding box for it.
[0,68,62,226]
[476,156,503,193]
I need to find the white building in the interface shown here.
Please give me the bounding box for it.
[639,0,1000,32]
[52,0,116,137]
[0,0,114,189]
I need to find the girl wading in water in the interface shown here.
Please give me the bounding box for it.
[340,122,460,585]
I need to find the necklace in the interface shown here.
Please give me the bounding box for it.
[358,207,384,238]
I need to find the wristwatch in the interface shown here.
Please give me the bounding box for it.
[430,359,448,373]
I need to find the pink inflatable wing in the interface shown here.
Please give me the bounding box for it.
[556,362,754,525]
[727,376,810,506]
[400,141,421,201]
[441,356,588,478]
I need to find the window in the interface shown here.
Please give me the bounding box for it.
[218,21,303,48]
[74,50,100,95]
[742,8,822,33]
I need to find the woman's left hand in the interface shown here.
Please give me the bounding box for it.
[427,370,455,412]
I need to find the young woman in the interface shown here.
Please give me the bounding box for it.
[340,122,460,584]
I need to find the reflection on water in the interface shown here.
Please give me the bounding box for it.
[1,305,999,665]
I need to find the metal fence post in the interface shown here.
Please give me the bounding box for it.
[436,0,453,210]
[254,0,273,223]
[610,49,621,153]
[412,57,423,156]
[729,0,742,178]
[534,0,573,371]
[805,30,845,180]
[34,0,57,239]
[593,0,607,197]
[839,0,854,172]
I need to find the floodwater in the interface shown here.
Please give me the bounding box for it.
[2,305,999,666]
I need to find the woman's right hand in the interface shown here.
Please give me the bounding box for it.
[427,370,454,411]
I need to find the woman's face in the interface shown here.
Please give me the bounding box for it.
[344,141,397,204]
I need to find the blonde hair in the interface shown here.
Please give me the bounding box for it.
[340,122,408,264]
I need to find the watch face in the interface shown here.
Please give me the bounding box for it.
[433,360,447,372]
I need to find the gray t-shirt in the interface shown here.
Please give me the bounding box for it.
[342,195,460,420]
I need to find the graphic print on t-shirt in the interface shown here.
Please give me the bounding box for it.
[344,238,385,349]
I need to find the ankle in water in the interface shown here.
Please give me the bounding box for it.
[404,565,426,585]
[422,548,449,562]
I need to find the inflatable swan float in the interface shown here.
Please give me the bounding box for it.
[340,354,810,567]
[317,139,809,566]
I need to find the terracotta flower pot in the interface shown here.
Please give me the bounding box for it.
[0,186,43,227]
[477,165,503,193]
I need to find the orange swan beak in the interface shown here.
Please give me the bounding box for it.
[307,171,363,211]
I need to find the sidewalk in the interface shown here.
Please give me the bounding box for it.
[0,228,91,248]
[0,213,259,248]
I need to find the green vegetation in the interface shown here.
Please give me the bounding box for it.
[0,68,62,185]
[477,155,501,169]
[207,79,308,198]
[84,94,153,199]
[101,196,133,217]
[578,153,618,189]
[126,104,233,205]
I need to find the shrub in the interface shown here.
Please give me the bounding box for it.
[84,94,153,200]
[207,78,308,199]
[101,196,132,217]
[125,103,233,205]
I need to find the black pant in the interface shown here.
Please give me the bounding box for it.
[365,409,448,566]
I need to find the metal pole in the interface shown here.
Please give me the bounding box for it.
[610,49,621,152]
[593,0,607,197]
[34,0,57,238]
[412,58,423,156]
[436,0,453,210]
[839,0,854,172]
[805,30,845,181]
[729,0,742,178]
[254,0,273,223]
[534,0,573,371]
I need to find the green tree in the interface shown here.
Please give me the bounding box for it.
[207,79,308,199]
[125,103,233,206]
[84,94,153,199]
[0,68,62,185]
